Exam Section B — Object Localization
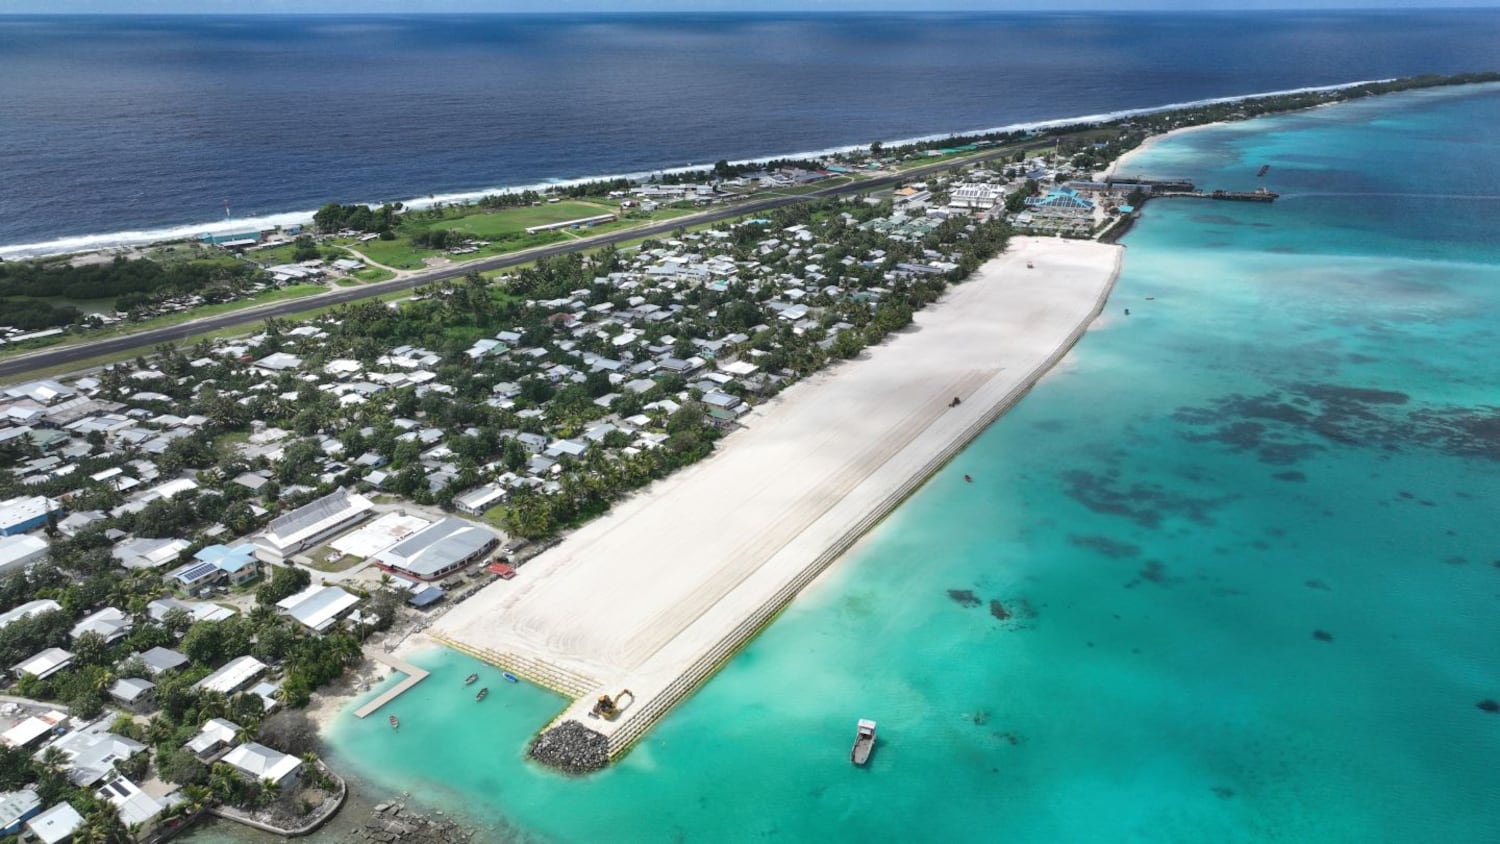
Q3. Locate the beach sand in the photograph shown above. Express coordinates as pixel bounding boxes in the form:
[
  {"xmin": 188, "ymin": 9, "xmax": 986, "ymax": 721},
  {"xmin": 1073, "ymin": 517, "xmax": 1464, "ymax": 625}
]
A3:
[
  {"xmin": 1100, "ymin": 121, "xmax": 1227, "ymax": 180},
  {"xmin": 433, "ymin": 236, "xmax": 1122, "ymax": 750}
]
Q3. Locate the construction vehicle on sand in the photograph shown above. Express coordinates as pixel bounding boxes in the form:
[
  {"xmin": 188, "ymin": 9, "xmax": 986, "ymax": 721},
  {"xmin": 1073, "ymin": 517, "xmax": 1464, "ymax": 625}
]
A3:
[{"xmin": 591, "ymin": 689, "xmax": 635, "ymax": 720}]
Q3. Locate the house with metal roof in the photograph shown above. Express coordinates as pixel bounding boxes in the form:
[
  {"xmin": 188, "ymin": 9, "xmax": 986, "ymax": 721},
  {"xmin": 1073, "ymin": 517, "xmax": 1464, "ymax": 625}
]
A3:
[
  {"xmin": 11, "ymin": 648, "xmax": 73, "ymax": 681},
  {"xmin": 135, "ymin": 646, "xmax": 189, "ymax": 677},
  {"xmin": 69, "ymin": 608, "xmax": 130, "ymax": 644},
  {"xmin": 107, "ymin": 678, "xmax": 156, "ymax": 713},
  {"xmin": 0, "ymin": 534, "xmax": 48, "ymax": 577},
  {"xmin": 193, "ymin": 543, "xmax": 260, "ymax": 586},
  {"xmin": 44, "ymin": 728, "xmax": 147, "ymax": 786},
  {"xmin": 192, "ymin": 655, "xmax": 267, "ymax": 695},
  {"xmin": 221, "ymin": 742, "xmax": 302, "ymax": 788},
  {"xmin": 95, "ymin": 776, "xmax": 167, "ymax": 828},
  {"xmin": 0, "ymin": 599, "xmax": 61, "ymax": 630},
  {"xmin": 22, "ymin": 802, "xmax": 82, "ymax": 844},
  {"xmin": 253, "ymin": 487, "xmax": 374, "ymax": 564},
  {"xmin": 0, "ymin": 495, "xmax": 62, "ymax": 536},
  {"xmin": 0, "ymin": 788, "xmax": 41, "ymax": 837},
  {"xmin": 369, "ymin": 517, "xmax": 498, "ymax": 582},
  {"xmin": 277, "ymin": 584, "xmax": 361, "ymax": 633},
  {"xmin": 185, "ymin": 718, "xmax": 242, "ymax": 761}
]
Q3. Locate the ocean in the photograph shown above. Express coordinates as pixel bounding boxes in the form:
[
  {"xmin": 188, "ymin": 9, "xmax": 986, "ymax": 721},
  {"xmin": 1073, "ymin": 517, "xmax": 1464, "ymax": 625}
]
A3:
[
  {"xmin": 2, "ymin": 11, "xmax": 1500, "ymax": 258},
  {"xmin": 179, "ymin": 83, "xmax": 1500, "ymax": 844}
]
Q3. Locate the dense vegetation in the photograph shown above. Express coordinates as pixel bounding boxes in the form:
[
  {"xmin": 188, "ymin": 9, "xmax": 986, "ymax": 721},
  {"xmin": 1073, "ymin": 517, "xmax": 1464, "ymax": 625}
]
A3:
[
  {"xmin": 311, "ymin": 201, "xmax": 403, "ymax": 235},
  {"xmin": 0, "ymin": 255, "xmax": 266, "ymax": 322}
]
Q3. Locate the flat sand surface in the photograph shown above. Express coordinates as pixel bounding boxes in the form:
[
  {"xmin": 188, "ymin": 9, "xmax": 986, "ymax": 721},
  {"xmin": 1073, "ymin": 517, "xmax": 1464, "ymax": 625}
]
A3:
[{"xmin": 435, "ymin": 237, "xmax": 1122, "ymax": 738}]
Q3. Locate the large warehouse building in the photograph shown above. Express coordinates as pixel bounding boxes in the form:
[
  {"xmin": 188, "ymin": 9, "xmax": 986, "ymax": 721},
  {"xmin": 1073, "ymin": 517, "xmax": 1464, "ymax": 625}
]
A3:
[{"xmin": 369, "ymin": 517, "xmax": 498, "ymax": 582}]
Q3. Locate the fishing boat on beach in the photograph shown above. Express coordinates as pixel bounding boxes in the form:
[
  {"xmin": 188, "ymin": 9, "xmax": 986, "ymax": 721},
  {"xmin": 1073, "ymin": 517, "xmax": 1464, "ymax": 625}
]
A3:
[
  {"xmin": 389, "ymin": 715, "xmax": 399, "ymax": 730},
  {"xmin": 851, "ymin": 719, "xmax": 877, "ymax": 766},
  {"xmin": 464, "ymin": 673, "xmax": 479, "ymax": 685},
  {"xmin": 475, "ymin": 687, "xmax": 489, "ymax": 702}
]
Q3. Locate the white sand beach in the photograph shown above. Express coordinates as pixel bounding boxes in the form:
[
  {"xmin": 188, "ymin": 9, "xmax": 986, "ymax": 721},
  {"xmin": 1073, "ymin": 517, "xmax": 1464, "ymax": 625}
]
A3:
[
  {"xmin": 1101, "ymin": 121, "xmax": 1226, "ymax": 179},
  {"xmin": 434, "ymin": 236, "xmax": 1123, "ymax": 750}
]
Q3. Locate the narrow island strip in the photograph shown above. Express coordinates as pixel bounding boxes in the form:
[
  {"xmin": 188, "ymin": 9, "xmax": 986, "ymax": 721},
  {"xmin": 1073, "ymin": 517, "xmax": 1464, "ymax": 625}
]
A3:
[{"xmin": 430, "ymin": 236, "xmax": 1123, "ymax": 771}]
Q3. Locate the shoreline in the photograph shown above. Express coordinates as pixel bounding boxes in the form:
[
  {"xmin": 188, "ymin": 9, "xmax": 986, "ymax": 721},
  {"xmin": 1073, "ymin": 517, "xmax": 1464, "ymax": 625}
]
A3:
[
  {"xmin": 433, "ymin": 236, "xmax": 1123, "ymax": 764},
  {"xmin": 0, "ymin": 77, "xmax": 1398, "ymax": 261},
  {"xmin": 1100, "ymin": 120, "xmax": 1228, "ymax": 180}
]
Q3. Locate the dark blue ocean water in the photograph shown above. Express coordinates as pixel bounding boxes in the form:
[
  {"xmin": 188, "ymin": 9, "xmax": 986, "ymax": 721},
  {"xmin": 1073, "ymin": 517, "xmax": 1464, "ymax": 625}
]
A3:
[{"xmin": 1, "ymin": 11, "xmax": 1497, "ymax": 254}]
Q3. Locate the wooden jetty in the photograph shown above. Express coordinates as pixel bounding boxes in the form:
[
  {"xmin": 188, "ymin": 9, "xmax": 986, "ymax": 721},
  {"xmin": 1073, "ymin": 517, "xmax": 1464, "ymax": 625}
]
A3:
[{"xmin": 353, "ymin": 652, "xmax": 430, "ymax": 719}]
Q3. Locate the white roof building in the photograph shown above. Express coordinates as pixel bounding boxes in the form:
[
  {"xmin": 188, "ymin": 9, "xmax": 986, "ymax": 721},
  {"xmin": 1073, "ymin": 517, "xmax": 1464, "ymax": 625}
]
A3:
[
  {"xmin": 44, "ymin": 728, "xmax": 146, "ymax": 786},
  {"xmin": 277, "ymin": 584, "xmax": 360, "ymax": 633},
  {"xmin": 24, "ymin": 802, "xmax": 83, "ymax": 844},
  {"xmin": 12, "ymin": 648, "xmax": 72, "ymax": 680},
  {"xmin": 95, "ymin": 776, "xmax": 167, "ymax": 827},
  {"xmin": 369, "ymin": 517, "xmax": 498, "ymax": 582},
  {"xmin": 0, "ymin": 599, "xmax": 61, "ymax": 630},
  {"xmin": 192, "ymin": 655, "xmax": 268, "ymax": 695},
  {"xmin": 221, "ymin": 742, "xmax": 302, "ymax": 787},
  {"xmin": 253, "ymin": 488, "xmax": 373, "ymax": 563},
  {"xmin": 0, "ymin": 534, "xmax": 48, "ymax": 577},
  {"xmin": 185, "ymin": 718, "xmax": 242, "ymax": 759},
  {"xmin": 69, "ymin": 607, "xmax": 131, "ymax": 644},
  {"xmin": 0, "ymin": 495, "xmax": 61, "ymax": 536}
]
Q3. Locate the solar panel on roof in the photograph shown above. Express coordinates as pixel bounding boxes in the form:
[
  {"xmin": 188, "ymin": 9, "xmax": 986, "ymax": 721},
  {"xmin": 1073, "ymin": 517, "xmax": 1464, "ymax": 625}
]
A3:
[{"xmin": 178, "ymin": 562, "xmax": 219, "ymax": 582}]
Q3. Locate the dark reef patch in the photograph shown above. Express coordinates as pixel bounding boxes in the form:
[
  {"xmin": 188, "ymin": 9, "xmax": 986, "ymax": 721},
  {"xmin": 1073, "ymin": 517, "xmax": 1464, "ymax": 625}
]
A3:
[
  {"xmin": 1069, "ymin": 534, "xmax": 1141, "ymax": 559},
  {"xmin": 1478, "ymin": 699, "xmax": 1500, "ymax": 714},
  {"xmin": 1212, "ymin": 786, "xmax": 1236, "ymax": 800},
  {"xmin": 1060, "ymin": 470, "xmax": 1227, "ymax": 529},
  {"xmin": 1273, "ymin": 471, "xmax": 1307, "ymax": 482},
  {"xmin": 1312, "ymin": 629, "xmax": 1334, "ymax": 642},
  {"xmin": 947, "ymin": 589, "xmax": 981, "ymax": 608},
  {"xmin": 988, "ymin": 599, "xmax": 1010, "ymax": 620},
  {"xmin": 1305, "ymin": 579, "xmax": 1330, "ymax": 591},
  {"xmin": 1175, "ymin": 383, "xmax": 1500, "ymax": 463}
]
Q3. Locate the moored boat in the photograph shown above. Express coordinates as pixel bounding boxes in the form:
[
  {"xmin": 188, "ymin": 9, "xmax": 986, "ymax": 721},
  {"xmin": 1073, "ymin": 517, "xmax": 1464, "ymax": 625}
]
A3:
[
  {"xmin": 475, "ymin": 687, "xmax": 489, "ymax": 702},
  {"xmin": 389, "ymin": 715, "xmax": 399, "ymax": 730},
  {"xmin": 503, "ymin": 672, "xmax": 519, "ymax": 684},
  {"xmin": 465, "ymin": 673, "xmax": 479, "ymax": 686},
  {"xmin": 850, "ymin": 719, "xmax": 877, "ymax": 765}
]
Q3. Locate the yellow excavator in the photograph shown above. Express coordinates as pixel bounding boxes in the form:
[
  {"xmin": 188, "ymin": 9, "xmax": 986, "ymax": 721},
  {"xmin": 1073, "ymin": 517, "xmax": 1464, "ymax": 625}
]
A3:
[{"xmin": 591, "ymin": 689, "xmax": 635, "ymax": 720}]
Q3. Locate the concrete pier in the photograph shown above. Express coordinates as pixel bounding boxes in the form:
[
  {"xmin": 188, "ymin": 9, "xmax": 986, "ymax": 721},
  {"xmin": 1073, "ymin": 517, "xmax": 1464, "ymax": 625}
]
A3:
[{"xmin": 353, "ymin": 652, "xmax": 430, "ymax": 719}]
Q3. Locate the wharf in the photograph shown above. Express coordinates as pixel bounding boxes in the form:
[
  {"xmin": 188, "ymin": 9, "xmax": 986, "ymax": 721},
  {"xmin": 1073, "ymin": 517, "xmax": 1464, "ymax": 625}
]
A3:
[
  {"xmin": 1154, "ymin": 189, "xmax": 1279, "ymax": 202},
  {"xmin": 352, "ymin": 652, "xmax": 430, "ymax": 719}
]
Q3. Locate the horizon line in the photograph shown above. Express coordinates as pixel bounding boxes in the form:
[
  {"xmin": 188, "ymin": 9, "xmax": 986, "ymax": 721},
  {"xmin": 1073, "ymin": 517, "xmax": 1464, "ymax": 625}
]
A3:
[{"xmin": 4, "ymin": 6, "xmax": 1500, "ymax": 15}]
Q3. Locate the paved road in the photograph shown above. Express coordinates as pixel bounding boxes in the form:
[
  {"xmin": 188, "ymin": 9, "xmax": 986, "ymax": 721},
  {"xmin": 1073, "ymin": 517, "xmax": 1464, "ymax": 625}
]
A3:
[{"xmin": 0, "ymin": 148, "xmax": 1017, "ymax": 382}]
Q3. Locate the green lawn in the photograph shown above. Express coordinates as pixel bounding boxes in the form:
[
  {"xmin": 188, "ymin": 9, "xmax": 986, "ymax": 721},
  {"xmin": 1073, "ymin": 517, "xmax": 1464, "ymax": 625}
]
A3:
[
  {"xmin": 425, "ymin": 200, "xmax": 617, "ymax": 239},
  {"xmin": 353, "ymin": 266, "xmax": 396, "ymax": 283}
]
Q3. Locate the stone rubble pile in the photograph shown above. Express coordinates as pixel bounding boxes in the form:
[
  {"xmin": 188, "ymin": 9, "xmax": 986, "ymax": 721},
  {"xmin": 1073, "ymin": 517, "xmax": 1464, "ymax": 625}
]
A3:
[
  {"xmin": 347, "ymin": 801, "xmax": 474, "ymax": 843},
  {"xmin": 528, "ymin": 719, "xmax": 609, "ymax": 773}
]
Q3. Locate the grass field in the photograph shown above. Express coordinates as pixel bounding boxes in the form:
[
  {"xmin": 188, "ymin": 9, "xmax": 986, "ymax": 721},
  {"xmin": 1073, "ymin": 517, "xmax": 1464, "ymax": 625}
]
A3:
[{"xmin": 425, "ymin": 200, "xmax": 617, "ymax": 238}]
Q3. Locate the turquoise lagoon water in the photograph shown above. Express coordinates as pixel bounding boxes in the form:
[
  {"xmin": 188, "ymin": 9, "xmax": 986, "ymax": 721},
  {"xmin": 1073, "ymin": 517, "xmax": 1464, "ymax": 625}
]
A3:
[{"xmin": 219, "ymin": 86, "xmax": 1500, "ymax": 843}]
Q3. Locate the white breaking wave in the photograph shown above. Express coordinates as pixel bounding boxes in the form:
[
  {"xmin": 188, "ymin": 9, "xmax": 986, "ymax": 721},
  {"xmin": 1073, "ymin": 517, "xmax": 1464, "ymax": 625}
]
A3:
[{"xmin": 0, "ymin": 78, "xmax": 1394, "ymax": 262}]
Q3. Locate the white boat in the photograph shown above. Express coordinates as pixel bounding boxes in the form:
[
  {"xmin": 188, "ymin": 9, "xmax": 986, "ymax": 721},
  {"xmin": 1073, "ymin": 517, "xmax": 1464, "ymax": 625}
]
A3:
[{"xmin": 850, "ymin": 719, "xmax": 877, "ymax": 765}]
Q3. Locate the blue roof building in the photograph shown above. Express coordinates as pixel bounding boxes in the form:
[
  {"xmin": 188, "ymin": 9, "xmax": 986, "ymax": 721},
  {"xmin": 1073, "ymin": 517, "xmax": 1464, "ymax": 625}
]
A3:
[{"xmin": 195, "ymin": 543, "xmax": 260, "ymax": 585}]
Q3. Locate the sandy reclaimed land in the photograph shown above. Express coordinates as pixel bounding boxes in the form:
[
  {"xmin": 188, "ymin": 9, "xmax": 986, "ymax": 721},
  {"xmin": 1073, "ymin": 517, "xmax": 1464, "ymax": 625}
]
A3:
[{"xmin": 434, "ymin": 237, "xmax": 1122, "ymax": 745}]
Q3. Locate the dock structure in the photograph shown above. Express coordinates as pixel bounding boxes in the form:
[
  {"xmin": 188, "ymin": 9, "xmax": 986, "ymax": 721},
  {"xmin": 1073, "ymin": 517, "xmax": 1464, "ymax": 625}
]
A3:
[
  {"xmin": 352, "ymin": 652, "xmax": 430, "ymax": 719},
  {"xmin": 431, "ymin": 240, "xmax": 1125, "ymax": 770}
]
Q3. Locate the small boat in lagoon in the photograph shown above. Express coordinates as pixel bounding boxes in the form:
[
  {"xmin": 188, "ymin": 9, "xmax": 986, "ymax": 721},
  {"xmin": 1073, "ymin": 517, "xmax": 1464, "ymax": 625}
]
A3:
[
  {"xmin": 475, "ymin": 687, "xmax": 489, "ymax": 702},
  {"xmin": 389, "ymin": 715, "xmax": 399, "ymax": 730},
  {"xmin": 503, "ymin": 672, "xmax": 519, "ymax": 684},
  {"xmin": 850, "ymin": 719, "xmax": 877, "ymax": 766},
  {"xmin": 464, "ymin": 673, "xmax": 479, "ymax": 686}
]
